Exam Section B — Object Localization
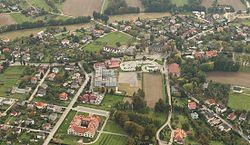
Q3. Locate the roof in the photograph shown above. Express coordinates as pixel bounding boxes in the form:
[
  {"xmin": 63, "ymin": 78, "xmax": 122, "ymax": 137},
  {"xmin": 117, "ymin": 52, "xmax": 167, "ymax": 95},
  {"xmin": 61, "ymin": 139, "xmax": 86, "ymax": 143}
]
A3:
[
  {"xmin": 188, "ymin": 102, "xmax": 197, "ymax": 110},
  {"xmin": 80, "ymin": 94, "xmax": 97, "ymax": 102},
  {"xmin": 36, "ymin": 102, "xmax": 45, "ymax": 108},
  {"xmin": 168, "ymin": 63, "xmax": 180, "ymax": 76},
  {"xmin": 58, "ymin": 92, "xmax": 68, "ymax": 100},
  {"xmin": 228, "ymin": 112, "xmax": 236, "ymax": 121},
  {"xmin": 206, "ymin": 51, "xmax": 217, "ymax": 58},
  {"xmin": 206, "ymin": 99, "xmax": 216, "ymax": 105},
  {"xmin": 174, "ymin": 128, "xmax": 186, "ymax": 143}
]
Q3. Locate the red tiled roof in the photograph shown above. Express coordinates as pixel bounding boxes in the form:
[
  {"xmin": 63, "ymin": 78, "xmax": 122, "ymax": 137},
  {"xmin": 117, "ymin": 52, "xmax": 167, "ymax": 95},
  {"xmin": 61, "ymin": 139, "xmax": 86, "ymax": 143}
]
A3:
[
  {"xmin": 58, "ymin": 92, "xmax": 68, "ymax": 101},
  {"xmin": 80, "ymin": 94, "xmax": 97, "ymax": 102},
  {"xmin": 174, "ymin": 128, "xmax": 186, "ymax": 143},
  {"xmin": 188, "ymin": 102, "xmax": 197, "ymax": 110},
  {"xmin": 228, "ymin": 112, "xmax": 236, "ymax": 121},
  {"xmin": 206, "ymin": 99, "xmax": 216, "ymax": 105},
  {"xmin": 168, "ymin": 63, "xmax": 180, "ymax": 76},
  {"xmin": 206, "ymin": 51, "xmax": 217, "ymax": 58}
]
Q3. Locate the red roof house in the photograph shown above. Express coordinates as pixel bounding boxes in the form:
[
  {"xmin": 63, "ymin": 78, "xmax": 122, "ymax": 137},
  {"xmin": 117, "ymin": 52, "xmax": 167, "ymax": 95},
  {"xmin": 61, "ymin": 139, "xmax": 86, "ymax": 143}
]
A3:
[
  {"xmin": 80, "ymin": 94, "xmax": 97, "ymax": 103},
  {"xmin": 2, "ymin": 48, "xmax": 10, "ymax": 53},
  {"xmin": 105, "ymin": 58, "xmax": 121, "ymax": 69},
  {"xmin": 206, "ymin": 51, "xmax": 217, "ymax": 58},
  {"xmin": 205, "ymin": 99, "xmax": 216, "ymax": 106},
  {"xmin": 174, "ymin": 128, "xmax": 187, "ymax": 144},
  {"xmin": 58, "ymin": 92, "xmax": 68, "ymax": 101},
  {"xmin": 188, "ymin": 101, "xmax": 197, "ymax": 110},
  {"xmin": 227, "ymin": 112, "xmax": 236, "ymax": 121},
  {"xmin": 168, "ymin": 63, "xmax": 180, "ymax": 77},
  {"xmin": 36, "ymin": 102, "xmax": 46, "ymax": 109}
]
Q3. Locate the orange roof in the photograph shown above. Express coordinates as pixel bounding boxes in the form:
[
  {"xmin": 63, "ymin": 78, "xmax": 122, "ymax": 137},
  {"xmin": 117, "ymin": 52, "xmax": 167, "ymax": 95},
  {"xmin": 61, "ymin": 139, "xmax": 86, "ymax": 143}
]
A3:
[
  {"xmin": 174, "ymin": 128, "xmax": 186, "ymax": 142},
  {"xmin": 206, "ymin": 99, "xmax": 216, "ymax": 105},
  {"xmin": 168, "ymin": 63, "xmax": 180, "ymax": 76},
  {"xmin": 188, "ymin": 102, "xmax": 197, "ymax": 110},
  {"xmin": 206, "ymin": 51, "xmax": 217, "ymax": 58},
  {"xmin": 36, "ymin": 102, "xmax": 45, "ymax": 107},
  {"xmin": 59, "ymin": 92, "xmax": 68, "ymax": 100}
]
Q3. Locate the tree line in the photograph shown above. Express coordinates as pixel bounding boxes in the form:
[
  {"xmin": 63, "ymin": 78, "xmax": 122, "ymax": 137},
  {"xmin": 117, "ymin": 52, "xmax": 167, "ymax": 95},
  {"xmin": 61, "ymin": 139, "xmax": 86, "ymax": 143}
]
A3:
[
  {"xmin": 104, "ymin": 0, "xmax": 140, "ymax": 15},
  {"xmin": 0, "ymin": 16, "xmax": 91, "ymax": 33}
]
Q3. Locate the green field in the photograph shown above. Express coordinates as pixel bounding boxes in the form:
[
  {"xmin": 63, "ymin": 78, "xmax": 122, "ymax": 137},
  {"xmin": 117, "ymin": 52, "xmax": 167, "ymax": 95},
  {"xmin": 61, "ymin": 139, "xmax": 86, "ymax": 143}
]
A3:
[
  {"xmin": 0, "ymin": 66, "xmax": 28, "ymax": 100},
  {"xmin": 228, "ymin": 93, "xmax": 250, "ymax": 111},
  {"xmin": 10, "ymin": 13, "xmax": 34, "ymax": 23},
  {"xmin": 104, "ymin": 120, "xmax": 127, "ymax": 134},
  {"xmin": 83, "ymin": 32, "xmax": 135, "ymax": 52},
  {"xmin": 170, "ymin": 0, "xmax": 188, "ymax": 7},
  {"xmin": 91, "ymin": 134, "xmax": 128, "ymax": 145},
  {"xmin": 27, "ymin": 0, "xmax": 52, "ymax": 11}
]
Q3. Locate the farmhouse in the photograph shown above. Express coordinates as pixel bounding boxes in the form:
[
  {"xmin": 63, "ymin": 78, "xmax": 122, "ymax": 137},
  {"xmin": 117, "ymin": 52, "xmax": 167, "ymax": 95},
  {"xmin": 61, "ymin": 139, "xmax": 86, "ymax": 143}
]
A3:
[{"xmin": 68, "ymin": 115, "xmax": 101, "ymax": 138}]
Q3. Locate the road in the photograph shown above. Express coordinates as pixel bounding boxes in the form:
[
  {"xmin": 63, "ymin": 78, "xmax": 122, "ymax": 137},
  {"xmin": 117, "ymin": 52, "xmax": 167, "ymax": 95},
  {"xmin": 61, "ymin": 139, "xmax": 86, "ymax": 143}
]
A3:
[
  {"xmin": 28, "ymin": 68, "xmax": 50, "ymax": 102},
  {"xmin": 156, "ymin": 54, "xmax": 174, "ymax": 145},
  {"xmin": 72, "ymin": 106, "xmax": 109, "ymax": 117},
  {"xmin": 0, "ymin": 124, "xmax": 50, "ymax": 134},
  {"xmin": 43, "ymin": 63, "xmax": 90, "ymax": 145},
  {"xmin": 187, "ymin": 28, "xmax": 214, "ymax": 41}
]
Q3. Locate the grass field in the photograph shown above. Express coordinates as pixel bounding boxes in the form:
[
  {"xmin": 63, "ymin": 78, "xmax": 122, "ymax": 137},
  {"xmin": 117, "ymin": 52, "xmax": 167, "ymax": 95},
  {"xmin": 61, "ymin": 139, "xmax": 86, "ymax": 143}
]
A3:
[
  {"xmin": 91, "ymin": 134, "xmax": 128, "ymax": 145},
  {"xmin": 0, "ymin": 66, "xmax": 28, "ymax": 100},
  {"xmin": 170, "ymin": 0, "xmax": 188, "ymax": 7},
  {"xmin": 10, "ymin": 13, "xmax": 34, "ymax": 23},
  {"xmin": 202, "ymin": 0, "xmax": 246, "ymax": 11},
  {"xmin": 228, "ymin": 93, "xmax": 250, "ymax": 111},
  {"xmin": 83, "ymin": 32, "xmax": 134, "ymax": 52},
  {"xmin": 27, "ymin": 0, "xmax": 52, "ymax": 11},
  {"xmin": 104, "ymin": 120, "xmax": 127, "ymax": 134},
  {"xmin": 143, "ymin": 73, "xmax": 163, "ymax": 108},
  {"xmin": 206, "ymin": 72, "xmax": 250, "ymax": 87}
]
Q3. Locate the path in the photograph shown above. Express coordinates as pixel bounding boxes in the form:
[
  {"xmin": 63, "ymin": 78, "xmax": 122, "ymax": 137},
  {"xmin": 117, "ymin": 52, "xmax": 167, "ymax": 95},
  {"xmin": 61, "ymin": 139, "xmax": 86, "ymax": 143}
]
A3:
[
  {"xmin": 100, "ymin": 131, "xmax": 128, "ymax": 137},
  {"xmin": 43, "ymin": 63, "xmax": 90, "ymax": 145},
  {"xmin": 0, "ymin": 124, "xmax": 50, "ymax": 134},
  {"xmin": 28, "ymin": 68, "xmax": 50, "ymax": 102}
]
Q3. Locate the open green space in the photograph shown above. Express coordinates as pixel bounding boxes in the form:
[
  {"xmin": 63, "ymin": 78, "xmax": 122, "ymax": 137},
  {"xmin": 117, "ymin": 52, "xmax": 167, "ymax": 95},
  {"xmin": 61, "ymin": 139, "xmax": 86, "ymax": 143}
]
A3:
[
  {"xmin": 228, "ymin": 93, "xmax": 250, "ymax": 111},
  {"xmin": 104, "ymin": 120, "xmax": 127, "ymax": 134},
  {"xmin": 27, "ymin": 0, "xmax": 52, "ymax": 11},
  {"xmin": 10, "ymin": 13, "xmax": 34, "ymax": 23},
  {"xmin": 170, "ymin": 0, "xmax": 188, "ymax": 7},
  {"xmin": 0, "ymin": 66, "xmax": 28, "ymax": 100},
  {"xmin": 83, "ymin": 32, "xmax": 135, "ymax": 52},
  {"xmin": 91, "ymin": 134, "xmax": 128, "ymax": 145}
]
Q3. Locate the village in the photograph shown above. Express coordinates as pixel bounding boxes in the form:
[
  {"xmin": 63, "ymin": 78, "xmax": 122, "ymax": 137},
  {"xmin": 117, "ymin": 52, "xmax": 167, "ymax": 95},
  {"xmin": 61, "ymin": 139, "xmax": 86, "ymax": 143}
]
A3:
[{"xmin": 0, "ymin": 5, "xmax": 250, "ymax": 145}]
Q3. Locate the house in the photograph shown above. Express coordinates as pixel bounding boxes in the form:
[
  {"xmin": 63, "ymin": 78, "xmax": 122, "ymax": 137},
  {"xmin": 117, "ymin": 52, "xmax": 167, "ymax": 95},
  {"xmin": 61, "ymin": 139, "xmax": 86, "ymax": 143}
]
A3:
[
  {"xmin": 71, "ymin": 81, "xmax": 79, "ymax": 89},
  {"xmin": 105, "ymin": 58, "xmax": 121, "ymax": 69},
  {"xmin": 168, "ymin": 63, "xmax": 180, "ymax": 77},
  {"xmin": 227, "ymin": 112, "xmax": 236, "ymax": 121},
  {"xmin": 206, "ymin": 51, "xmax": 217, "ymax": 58},
  {"xmin": 216, "ymin": 104, "xmax": 227, "ymax": 114},
  {"xmin": 49, "ymin": 113, "xmax": 58, "ymax": 122},
  {"xmin": 31, "ymin": 77, "xmax": 38, "ymax": 84},
  {"xmin": 52, "ymin": 67, "xmax": 59, "ymax": 74},
  {"xmin": 191, "ymin": 112, "xmax": 199, "ymax": 119},
  {"xmin": 204, "ymin": 111, "xmax": 215, "ymax": 122},
  {"xmin": 47, "ymin": 105, "xmax": 63, "ymax": 113},
  {"xmin": 233, "ymin": 86, "xmax": 243, "ymax": 93},
  {"xmin": 239, "ymin": 114, "xmax": 247, "ymax": 122},
  {"xmin": 174, "ymin": 128, "xmax": 187, "ymax": 144},
  {"xmin": 36, "ymin": 102, "xmax": 46, "ymax": 109},
  {"xmin": 188, "ymin": 101, "xmax": 197, "ymax": 110},
  {"xmin": 25, "ymin": 118, "xmax": 35, "ymax": 126},
  {"xmin": 48, "ymin": 73, "xmax": 56, "ymax": 81},
  {"xmin": 10, "ymin": 112, "xmax": 18, "ymax": 116},
  {"xmin": 61, "ymin": 39, "xmax": 70, "ymax": 45},
  {"xmin": 80, "ymin": 93, "xmax": 97, "ymax": 104},
  {"xmin": 65, "ymin": 65, "xmax": 75, "ymax": 71},
  {"xmin": 68, "ymin": 115, "xmax": 101, "ymax": 138},
  {"xmin": 2, "ymin": 48, "xmax": 10, "ymax": 53},
  {"xmin": 37, "ymin": 88, "xmax": 46, "ymax": 97},
  {"xmin": 205, "ymin": 99, "xmax": 216, "ymax": 106},
  {"xmin": 219, "ymin": 123, "xmax": 231, "ymax": 132},
  {"xmin": 58, "ymin": 92, "xmax": 68, "ymax": 101},
  {"xmin": 42, "ymin": 123, "xmax": 51, "ymax": 130}
]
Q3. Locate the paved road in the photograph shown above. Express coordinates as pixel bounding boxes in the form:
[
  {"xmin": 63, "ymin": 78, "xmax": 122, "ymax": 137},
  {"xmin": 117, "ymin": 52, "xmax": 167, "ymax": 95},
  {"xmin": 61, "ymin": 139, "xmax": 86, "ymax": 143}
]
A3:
[
  {"xmin": 43, "ymin": 64, "xmax": 90, "ymax": 145},
  {"xmin": 156, "ymin": 54, "xmax": 174, "ymax": 145},
  {"xmin": 28, "ymin": 68, "xmax": 50, "ymax": 102},
  {"xmin": 187, "ymin": 28, "xmax": 214, "ymax": 41},
  {"xmin": 72, "ymin": 106, "xmax": 110, "ymax": 117}
]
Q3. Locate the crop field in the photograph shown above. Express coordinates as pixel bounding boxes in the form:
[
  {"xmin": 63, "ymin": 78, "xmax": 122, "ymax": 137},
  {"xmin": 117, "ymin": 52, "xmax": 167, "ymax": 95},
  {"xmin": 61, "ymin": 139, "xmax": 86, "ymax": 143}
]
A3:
[
  {"xmin": 202, "ymin": 0, "xmax": 246, "ymax": 11},
  {"xmin": 0, "ymin": 14, "xmax": 16, "ymax": 26},
  {"xmin": 206, "ymin": 72, "xmax": 250, "ymax": 87},
  {"xmin": 118, "ymin": 72, "xmax": 142, "ymax": 96},
  {"xmin": 83, "ymin": 32, "xmax": 134, "ymax": 52},
  {"xmin": 92, "ymin": 134, "xmax": 128, "ymax": 145},
  {"xmin": 62, "ymin": 0, "xmax": 103, "ymax": 16},
  {"xmin": 0, "ymin": 66, "xmax": 27, "ymax": 100},
  {"xmin": 143, "ymin": 73, "xmax": 163, "ymax": 108},
  {"xmin": 228, "ymin": 93, "xmax": 250, "ymax": 111},
  {"xmin": 126, "ymin": 0, "xmax": 144, "ymax": 11}
]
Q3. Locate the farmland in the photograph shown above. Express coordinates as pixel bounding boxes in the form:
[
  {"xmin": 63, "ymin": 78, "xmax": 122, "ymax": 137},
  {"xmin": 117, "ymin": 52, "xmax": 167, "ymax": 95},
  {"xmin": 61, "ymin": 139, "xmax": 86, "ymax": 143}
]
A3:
[
  {"xmin": 0, "ymin": 66, "xmax": 28, "ymax": 100},
  {"xmin": 62, "ymin": 0, "xmax": 103, "ymax": 17},
  {"xmin": 83, "ymin": 32, "xmax": 135, "ymax": 52},
  {"xmin": 206, "ymin": 72, "xmax": 250, "ymax": 87},
  {"xmin": 228, "ymin": 93, "xmax": 250, "ymax": 111},
  {"xmin": 202, "ymin": 0, "xmax": 246, "ymax": 11},
  {"xmin": 0, "ymin": 14, "xmax": 16, "ymax": 26},
  {"xmin": 143, "ymin": 73, "xmax": 163, "ymax": 108}
]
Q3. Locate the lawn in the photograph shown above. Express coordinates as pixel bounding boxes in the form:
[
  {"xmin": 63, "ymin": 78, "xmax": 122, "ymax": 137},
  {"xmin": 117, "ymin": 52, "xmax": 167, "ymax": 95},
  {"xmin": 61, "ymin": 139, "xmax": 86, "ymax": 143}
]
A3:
[
  {"xmin": 0, "ymin": 66, "xmax": 28, "ymax": 100},
  {"xmin": 83, "ymin": 32, "xmax": 135, "ymax": 52},
  {"xmin": 228, "ymin": 93, "xmax": 250, "ymax": 111},
  {"xmin": 91, "ymin": 134, "xmax": 128, "ymax": 145},
  {"xmin": 170, "ymin": 0, "xmax": 188, "ymax": 7},
  {"xmin": 104, "ymin": 120, "xmax": 127, "ymax": 134},
  {"xmin": 10, "ymin": 13, "xmax": 33, "ymax": 23}
]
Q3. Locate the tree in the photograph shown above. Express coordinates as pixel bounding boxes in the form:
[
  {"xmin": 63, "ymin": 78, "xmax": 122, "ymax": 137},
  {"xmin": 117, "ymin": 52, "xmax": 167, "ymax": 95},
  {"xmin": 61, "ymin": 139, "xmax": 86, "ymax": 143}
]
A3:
[
  {"xmin": 154, "ymin": 99, "xmax": 168, "ymax": 113},
  {"xmin": 132, "ymin": 95, "xmax": 147, "ymax": 112}
]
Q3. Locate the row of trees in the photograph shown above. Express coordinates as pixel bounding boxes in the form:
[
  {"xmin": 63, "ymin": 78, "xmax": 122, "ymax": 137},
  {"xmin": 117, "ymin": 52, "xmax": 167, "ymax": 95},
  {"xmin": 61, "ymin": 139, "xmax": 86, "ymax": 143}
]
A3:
[
  {"xmin": 93, "ymin": 11, "xmax": 109, "ymax": 24},
  {"xmin": 0, "ymin": 16, "xmax": 91, "ymax": 33},
  {"xmin": 104, "ymin": 0, "xmax": 140, "ymax": 15}
]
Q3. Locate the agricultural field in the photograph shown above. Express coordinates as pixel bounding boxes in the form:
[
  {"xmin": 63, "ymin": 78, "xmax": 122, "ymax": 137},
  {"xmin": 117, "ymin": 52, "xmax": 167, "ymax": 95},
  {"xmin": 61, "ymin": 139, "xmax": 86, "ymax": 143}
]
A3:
[
  {"xmin": 83, "ymin": 32, "xmax": 135, "ymax": 52},
  {"xmin": 143, "ymin": 73, "xmax": 163, "ymax": 108},
  {"xmin": 228, "ymin": 93, "xmax": 250, "ymax": 111},
  {"xmin": 206, "ymin": 72, "xmax": 250, "ymax": 87},
  {"xmin": 0, "ymin": 14, "xmax": 16, "ymax": 26},
  {"xmin": 62, "ymin": 0, "xmax": 103, "ymax": 17},
  {"xmin": 91, "ymin": 134, "xmax": 128, "ymax": 145},
  {"xmin": 170, "ymin": 0, "xmax": 188, "ymax": 7},
  {"xmin": 27, "ymin": 0, "xmax": 52, "ymax": 11},
  {"xmin": 126, "ymin": 0, "xmax": 144, "ymax": 11},
  {"xmin": 118, "ymin": 72, "xmax": 142, "ymax": 96},
  {"xmin": 0, "ymin": 66, "xmax": 29, "ymax": 100},
  {"xmin": 202, "ymin": 0, "xmax": 246, "ymax": 11}
]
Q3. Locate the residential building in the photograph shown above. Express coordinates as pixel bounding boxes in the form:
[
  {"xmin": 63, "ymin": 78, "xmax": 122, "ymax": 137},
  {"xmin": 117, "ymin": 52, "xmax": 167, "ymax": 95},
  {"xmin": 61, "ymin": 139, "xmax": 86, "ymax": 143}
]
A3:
[{"xmin": 168, "ymin": 63, "xmax": 180, "ymax": 77}]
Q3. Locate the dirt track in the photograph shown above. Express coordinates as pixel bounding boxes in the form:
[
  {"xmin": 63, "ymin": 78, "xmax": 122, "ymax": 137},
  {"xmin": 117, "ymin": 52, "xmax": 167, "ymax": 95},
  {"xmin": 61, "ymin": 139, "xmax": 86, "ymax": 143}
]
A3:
[
  {"xmin": 0, "ymin": 14, "xmax": 16, "ymax": 26},
  {"xmin": 206, "ymin": 72, "xmax": 250, "ymax": 87},
  {"xmin": 143, "ymin": 73, "xmax": 163, "ymax": 108},
  {"xmin": 62, "ymin": 0, "xmax": 103, "ymax": 17}
]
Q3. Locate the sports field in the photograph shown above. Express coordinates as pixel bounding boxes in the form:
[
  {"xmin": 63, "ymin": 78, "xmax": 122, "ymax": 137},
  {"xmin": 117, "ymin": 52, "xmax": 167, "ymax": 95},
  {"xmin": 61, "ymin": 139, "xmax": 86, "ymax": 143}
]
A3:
[{"xmin": 228, "ymin": 93, "xmax": 250, "ymax": 111}]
